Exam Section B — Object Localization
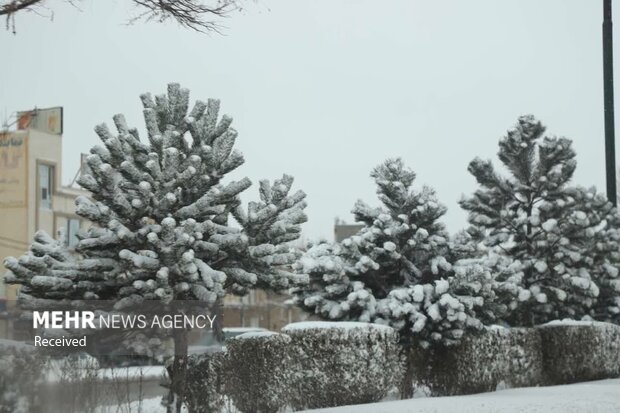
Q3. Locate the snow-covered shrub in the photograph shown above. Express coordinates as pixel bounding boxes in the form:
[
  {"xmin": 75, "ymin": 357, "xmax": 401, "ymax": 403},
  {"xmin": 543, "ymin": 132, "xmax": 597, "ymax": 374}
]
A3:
[
  {"xmin": 282, "ymin": 321, "xmax": 400, "ymax": 410},
  {"xmin": 0, "ymin": 340, "xmax": 48, "ymax": 413},
  {"xmin": 183, "ymin": 351, "xmax": 227, "ymax": 413},
  {"xmin": 225, "ymin": 332, "xmax": 292, "ymax": 413},
  {"xmin": 538, "ymin": 320, "xmax": 620, "ymax": 384},
  {"xmin": 410, "ymin": 327, "xmax": 544, "ymax": 396}
]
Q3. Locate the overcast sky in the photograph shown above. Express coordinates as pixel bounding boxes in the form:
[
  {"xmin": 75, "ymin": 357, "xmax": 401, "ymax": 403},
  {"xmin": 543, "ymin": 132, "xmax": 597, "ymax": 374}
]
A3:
[{"xmin": 0, "ymin": 0, "xmax": 616, "ymax": 240}]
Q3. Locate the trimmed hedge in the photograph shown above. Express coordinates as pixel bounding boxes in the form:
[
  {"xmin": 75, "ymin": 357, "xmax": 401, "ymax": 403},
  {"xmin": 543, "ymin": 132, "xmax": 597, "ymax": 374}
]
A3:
[
  {"xmin": 282, "ymin": 321, "xmax": 400, "ymax": 410},
  {"xmin": 410, "ymin": 327, "xmax": 544, "ymax": 396},
  {"xmin": 182, "ymin": 321, "xmax": 620, "ymax": 410},
  {"xmin": 538, "ymin": 320, "xmax": 620, "ymax": 385},
  {"xmin": 409, "ymin": 322, "xmax": 620, "ymax": 396},
  {"xmin": 184, "ymin": 351, "xmax": 227, "ymax": 413},
  {"xmin": 225, "ymin": 332, "xmax": 292, "ymax": 413}
]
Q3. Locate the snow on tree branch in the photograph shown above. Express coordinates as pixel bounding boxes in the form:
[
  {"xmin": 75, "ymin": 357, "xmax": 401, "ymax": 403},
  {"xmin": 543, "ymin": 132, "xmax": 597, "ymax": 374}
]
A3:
[{"xmin": 5, "ymin": 82, "xmax": 308, "ymax": 310}]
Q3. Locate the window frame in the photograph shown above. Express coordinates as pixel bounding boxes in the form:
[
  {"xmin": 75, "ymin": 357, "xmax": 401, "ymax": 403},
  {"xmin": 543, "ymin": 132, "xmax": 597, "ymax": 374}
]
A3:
[
  {"xmin": 65, "ymin": 218, "xmax": 80, "ymax": 247},
  {"xmin": 37, "ymin": 161, "xmax": 55, "ymax": 210}
]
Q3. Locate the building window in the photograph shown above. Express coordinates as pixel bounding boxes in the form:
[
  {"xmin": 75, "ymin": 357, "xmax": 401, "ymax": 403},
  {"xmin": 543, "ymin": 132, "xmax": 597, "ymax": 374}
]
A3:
[
  {"xmin": 66, "ymin": 219, "xmax": 80, "ymax": 247},
  {"xmin": 38, "ymin": 164, "xmax": 53, "ymax": 209}
]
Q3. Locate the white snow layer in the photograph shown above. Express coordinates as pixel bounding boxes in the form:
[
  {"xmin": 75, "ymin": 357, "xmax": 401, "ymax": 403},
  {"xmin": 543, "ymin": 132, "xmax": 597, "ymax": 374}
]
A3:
[
  {"xmin": 45, "ymin": 364, "xmax": 166, "ymax": 383},
  {"xmin": 302, "ymin": 379, "xmax": 620, "ymax": 413},
  {"xmin": 542, "ymin": 318, "xmax": 610, "ymax": 327},
  {"xmin": 229, "ymin": 331, "xmax": 280, "ymax": 340},
  {"xmin": 282, "ymin": 321, "xmax": 393, "ymax": 333},
  {"xmin": 102, "ymin": 379, "xmax": 620, "ymax": 413}
]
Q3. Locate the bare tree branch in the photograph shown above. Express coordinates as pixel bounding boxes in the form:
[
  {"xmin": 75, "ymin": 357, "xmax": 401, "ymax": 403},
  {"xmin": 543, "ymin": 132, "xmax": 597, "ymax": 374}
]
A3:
[
  {"xmin": 1, "ymin": 0, "xmax": 247, "ymax": 34},
  {"xmin": 131, "ymin": 0, "xmax": 240, "ymax": 33},
  {"xmin": 0, "ymin": 0, "xmax": 42, "ymax": 16},
  {"xmin": 2, "ymin": 0, "xmax": 45, "ymax": 33}
]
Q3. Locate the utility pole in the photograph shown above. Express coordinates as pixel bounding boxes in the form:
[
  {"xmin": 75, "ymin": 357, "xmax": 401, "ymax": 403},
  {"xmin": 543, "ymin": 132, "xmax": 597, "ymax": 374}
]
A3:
[{"xmin": 604, "ymin": 0, "xmax": 617, "ymax": 206}]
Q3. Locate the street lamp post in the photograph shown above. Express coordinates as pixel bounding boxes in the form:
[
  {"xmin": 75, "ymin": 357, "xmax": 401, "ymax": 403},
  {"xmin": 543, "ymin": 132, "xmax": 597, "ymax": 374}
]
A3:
[{"xmin": 603, "ymin": 0, "xmax": 617, "ymax": 206}]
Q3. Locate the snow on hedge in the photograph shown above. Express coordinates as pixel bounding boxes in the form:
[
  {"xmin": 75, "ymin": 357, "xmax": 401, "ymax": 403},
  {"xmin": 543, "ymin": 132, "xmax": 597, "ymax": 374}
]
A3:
[
  {"xmin": 542, "ymin": 318, "xmax": 608, "ymax": 327},
  {"xmin": 228, "ymin": 331, "xmax": 280, "ymax": 340},
  {"xmin": 284, "ymin": 321, "xmax": 400, "ymax": 410},
  {"xmin": 538, "ymin": 320, "xmax": 620, "ymax": 384},
  {"xmin": 184, "ymin": 351, "xmax": 227, "ymax": 413},
  {"xmin": 282, "ymin": 321, "xmax": 394, "ymax": 333},
  {"xmin": 406, "ymin": 321, "xmax": 620, "ymax": 396},
  {"xmin": 225, "ymin": 332, "xmax": 292, "ymax": 413},
  {"xmin": 410, "ymin": 327, "xmax": 544, "ymax": 396}
]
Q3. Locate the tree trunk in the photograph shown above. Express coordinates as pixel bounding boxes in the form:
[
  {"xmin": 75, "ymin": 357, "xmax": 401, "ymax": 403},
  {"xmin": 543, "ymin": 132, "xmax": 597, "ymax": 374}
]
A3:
[
  {"xmin": 171, "ymin": 328, "xmax": 189, "ymax": 413},
  {"xmin": 400, "ymin": 345, "xmax": 414, "ymax": 399},
  {"xmin": 212, "ymin": 298, "xmax": 224, "ymax": 343}
]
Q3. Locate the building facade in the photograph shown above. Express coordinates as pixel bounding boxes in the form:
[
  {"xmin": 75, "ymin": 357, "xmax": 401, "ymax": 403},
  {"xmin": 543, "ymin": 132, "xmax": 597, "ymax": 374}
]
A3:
[
  {"xmin": 334, "ymin": 221, "xmax": 364, "ymax": 242},
  {"xmin": 0, "ymin": 108, "xmax": 89, "ymax": 304}
]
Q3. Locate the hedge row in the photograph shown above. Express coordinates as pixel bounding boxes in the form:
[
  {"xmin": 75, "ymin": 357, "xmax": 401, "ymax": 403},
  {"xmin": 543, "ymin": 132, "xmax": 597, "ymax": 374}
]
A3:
[
  {"xmin": 184, "ymin": 321, "xmax": 620, "ymax": 411},
  {"xmin": 410, "ymin": 321, "xmax": 620, "ymax": 396},
  {"xmin": 5, "ymin": 321, "xmax": 617, "ymax": 412}
]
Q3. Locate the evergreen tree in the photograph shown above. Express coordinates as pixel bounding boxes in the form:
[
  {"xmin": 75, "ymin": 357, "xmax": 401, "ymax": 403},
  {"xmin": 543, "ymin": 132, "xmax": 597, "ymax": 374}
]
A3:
[
  {"xmin": 4, "ymin": 83, "xmax": 308, "ymax": 412},
  {"xmin": 460, "ymin": 115, "xmax": 608, "ymax": 326},
  {"xmin": 294, "ymin": 158, "xmax": 490, "ymax": 398},
  {"xmin": 580, "ymin": 189, "xmax": 620, "ymax": 324}
]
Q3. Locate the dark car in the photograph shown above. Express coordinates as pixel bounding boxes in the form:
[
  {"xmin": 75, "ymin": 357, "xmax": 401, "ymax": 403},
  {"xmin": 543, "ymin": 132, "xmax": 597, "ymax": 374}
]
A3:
[{"xmin": 188, "ymin": 327, "xmax": 268, "ymax": 354}]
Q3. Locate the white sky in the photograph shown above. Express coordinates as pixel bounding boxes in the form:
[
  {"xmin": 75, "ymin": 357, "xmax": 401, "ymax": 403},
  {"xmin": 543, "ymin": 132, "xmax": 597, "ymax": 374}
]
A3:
[{"xmin": 0, "ymin": 0, "xmax": 616, "ymax": 240}]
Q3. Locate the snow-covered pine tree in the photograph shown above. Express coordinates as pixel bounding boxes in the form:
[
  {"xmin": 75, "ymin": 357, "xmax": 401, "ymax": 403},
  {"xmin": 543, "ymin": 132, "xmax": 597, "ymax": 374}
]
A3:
[
  {"xmin": 294, "ymin": 158, "xmax": 490, "ymax": 398},
  {"xmin": 4, "ymin": 83, "xmax": 308, "ymax": 413},
  {"xmin": 460, "ymin": 115, "xmax": 610, "ymax": 326},
  {"xmin": 578, "ymin": 188, "xmax": 620, "ymax": 324}
]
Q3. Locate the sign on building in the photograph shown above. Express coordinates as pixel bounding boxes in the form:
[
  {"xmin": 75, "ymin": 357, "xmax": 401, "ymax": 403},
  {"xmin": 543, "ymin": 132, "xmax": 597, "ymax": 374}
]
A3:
[
  {"xmin": 0, "ymin": 133, "xmax": 28, "ymax": 207},
  {"xmin": 17, "ymin": 107, "xmax": 63, "ymax": 135}
]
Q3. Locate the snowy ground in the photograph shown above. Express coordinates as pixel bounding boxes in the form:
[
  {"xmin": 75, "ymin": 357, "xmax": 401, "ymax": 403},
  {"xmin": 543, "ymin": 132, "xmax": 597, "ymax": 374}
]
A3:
[
  {"xmin": 109, "ymin": 378, "xmax": 620, "ymax": 412},
  {"xmin": 46, "ymin": 363, "xmax": 166, "ymax": 382},
  {"xmin": 95, "ymin": 397, "xmax": 175, "ymax": 413},
  {"xmin": 305, "ymin": 379, "xmax": 620, "ymax": 413}
]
